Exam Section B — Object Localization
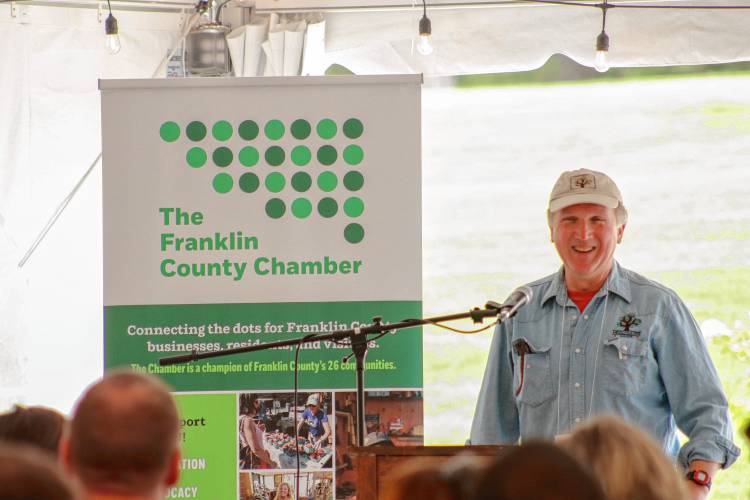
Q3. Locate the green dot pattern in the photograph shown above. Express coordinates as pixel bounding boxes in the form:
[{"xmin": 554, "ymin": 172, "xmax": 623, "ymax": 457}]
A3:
[
  {"xmin": 344, "ymin": 197, "xmax": 365, "ymax": 217},
  {"xmin": 292, "ymin": 198, "xmax": 313, "ymax": 218},
  {"xmin": 186, "ymin": 121, "xmax": 207, "ymax": 141},
  {"xmin": 317, "ymin": 171, "xmax": 338, "ymax": 192},
  {"xmin": 239, "ymin": 147, "xmax": 259, "ymax": 167},
  {"xmin": 318, "ymin": 198, "xmax": 338, "ymax": 218},
  {"xmin": 186, "ymin": 147, "xmax": 207, "ymax": 168},
  {"xmin": 160, "ymin": 121, "xmax": 180, "ymax": 142},
  {"xmin": 344, "ymin": 223, "xmax": 365, "ymax": 244},
  {"xmin": 265, "ymin": 146, "xmax": 285, "ymax": 167},
  {"xmin": 213, "ymin": 147, "xmax": 233, "ymax": 167},
  {"xmin": 343, "ymin": 171, "xmax": 364, "ymax": 191},
  {"xmin": 266, "ymin": 199, "xmax": 286, "ymax": 219},
  {"xmin": 239, "ymin": 120, "xmax": 259, "ymax": 140},
  {"xmin": 343, "ymin": 145, "xmax": 364, "ymax": 165},
  {"xmin": 317, "ymin": 145, "xmax": 337, "ymax": 166},
  {"xmin": 239, "ymin": 173, "xmax": 260, "ymax": 193},
  {"xmin": 265, "ymin": 172, "xmax": 286, "ymax": 193},
  {"xmin": 291, "ymin": 119, "xmax": 311, "ymax": 140},
  {"xmin": 213, "ymin": 173, "xmax": 233, "ymax": 193},
  {"xmin": 212, "ymin": 120, "xmax": 233, "ymax": 141},
  {"xmin": 265, "ymin": 120, "xmax": 285, "ymax": 140},
  {"xmin": 291, "ymin": 146, "xmax": 312, "ymax": 166},
  {"xmin": 343, "ymin": 118, "xmax": 364, "ymax": 139},
  {"xmin": 317, "ymin": 119, "xmax": 337, "ymax": 139},
  {"xmin": 291, "ymin": 172, "xmax": 312, "ymax": 192},
  {"xmin": 173, "ymin": 118, "xmax": 369, "ymax": 241}
]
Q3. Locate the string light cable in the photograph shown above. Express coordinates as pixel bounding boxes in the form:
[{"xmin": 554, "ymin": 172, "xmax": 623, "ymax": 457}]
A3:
[
  {"xmin": 104, "ymin": 0, "xmax": 121, "ymax": 54},
  {"xmin": 412, "ymin": 0, "xmax": 750, "ymax": 71},
  {"xmin": 417, "ymin": 0, "xmax": 434, "ymax": 55},
  {"xmin": 594, "ymin": 0, "xmax": 610, "ymax": 72}
]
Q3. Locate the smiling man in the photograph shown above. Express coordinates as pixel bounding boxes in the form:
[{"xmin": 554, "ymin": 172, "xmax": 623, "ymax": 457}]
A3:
[{"xmin": 470, "ymin": 169, "xmax": 740, "ymax": 499}]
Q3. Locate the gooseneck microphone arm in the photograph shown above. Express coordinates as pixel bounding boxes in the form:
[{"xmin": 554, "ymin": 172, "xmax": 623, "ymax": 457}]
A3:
[
  {"xmin": 158, "ymin": 297, "xmax": 527, "ymax": 447},
  {"xmin": 158, "ymin": 304, "xmax": 507, "ymax": 367}
]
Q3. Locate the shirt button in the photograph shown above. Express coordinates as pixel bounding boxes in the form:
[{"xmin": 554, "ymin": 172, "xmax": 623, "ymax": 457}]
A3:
[
  {"xmin": 574, "ymin": 417, "xmax": 581, "ymax": 423},
  {"xmin": 584, "ymin": 315, "xmax": 589, "ymax": 320},
  {"xmin": 575, "ymin": 348, "xmax": 581, "ymax": 354},
  {"xmin": 574, "ymin": 382, "xmax": 581, "ymax": 388}
]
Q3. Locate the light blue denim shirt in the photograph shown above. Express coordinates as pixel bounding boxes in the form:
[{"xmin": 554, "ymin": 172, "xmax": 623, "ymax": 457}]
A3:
[{"xmin": 470, "ymin": 261, "xmax": 740, "ymax": 469}]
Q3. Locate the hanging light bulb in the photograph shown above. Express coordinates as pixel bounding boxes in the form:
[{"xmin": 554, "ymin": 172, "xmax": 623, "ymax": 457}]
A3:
[
  {"xmin": 593, "ymin": 2, "xmax": 609, "ymax": 72},
  {"xmin": 416, "ymin": 0, "xmax": 433, "ymax": 56},
  {"xmin": 104, "ymin": 0, "xmax": 121, "ymax": 55},
  {"xmin": 594, "ymin": 31, "xmax": 609, "ymax": 72}
]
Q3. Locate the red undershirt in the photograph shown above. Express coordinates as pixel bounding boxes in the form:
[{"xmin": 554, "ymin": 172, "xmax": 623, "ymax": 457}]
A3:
[{"xmin": 568, "ymin": 289, "xmax": 597, "ymax": 312}]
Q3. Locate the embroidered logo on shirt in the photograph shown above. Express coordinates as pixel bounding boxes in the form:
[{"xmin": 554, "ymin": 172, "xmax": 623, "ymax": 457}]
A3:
[
  {"xmin": 571, "ymin": 174, "xmax": 596, "ymax": 190},
  {"xmin": 612, "ymin": 313, "xmax": 642, "ymax": 338}
]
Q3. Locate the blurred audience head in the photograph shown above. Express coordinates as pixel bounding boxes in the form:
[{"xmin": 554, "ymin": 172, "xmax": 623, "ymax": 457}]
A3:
[
  {"xmin": 561, "ymin": 414, "xmax": 686, "ymax": 500},
  {"xmin": 473, "ymin": 441, "xmax": 606, "ymax": 500},
  {"xmin": 0, "ymin": 404, "xmax": 66, "ymax": 455},
  {"xmin": 60, "ymin": 370, "xmax": 181, "ymax": 499},
  {"xmin": 0, "ymin": 442, "xmax": 80, "ymax": 500},
  {"xmin": 383, "ymin": 454, "xmax": 486, "ymax": 500}
]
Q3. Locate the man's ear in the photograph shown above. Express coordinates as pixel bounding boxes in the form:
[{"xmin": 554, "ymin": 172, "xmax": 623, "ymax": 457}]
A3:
[
  {"xmin": 165, "ymin": 448, "xmax": 181, "ymax": 487},
  {"xmin": 617, "ymin": 224, "xmax": 626, "ymax": 244}
]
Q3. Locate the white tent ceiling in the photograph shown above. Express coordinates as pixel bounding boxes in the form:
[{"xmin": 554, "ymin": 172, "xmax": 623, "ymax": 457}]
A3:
[
  {"xmin": 2, "ymin": 0, "xmax": 750, "ymax": 76},
  {"xmin": 325, "ymin": 2, "xmax": 750, "ymax": 74}
]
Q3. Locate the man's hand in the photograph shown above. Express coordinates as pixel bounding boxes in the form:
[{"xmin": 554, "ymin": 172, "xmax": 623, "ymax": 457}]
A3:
[
  {"xmin": 686, "ymin": 460, "xmax": 720, "ymax": 500},
  {"xmin": 685, "ymin": 480, "xmax": 710, "ymax": 500}
]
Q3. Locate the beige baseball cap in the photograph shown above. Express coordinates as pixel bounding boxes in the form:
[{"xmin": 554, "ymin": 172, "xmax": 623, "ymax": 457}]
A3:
[
  {"xmin": 306, "ymin": 394, "xmax": 320, "ymax": 406},
  {"xmin": 548, "ymin": 168, "xmax": 624, "ymax": 213}
]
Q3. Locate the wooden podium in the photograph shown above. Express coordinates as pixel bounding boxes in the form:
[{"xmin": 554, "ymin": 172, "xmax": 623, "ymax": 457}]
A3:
[{"xmin": 349, "ymin": 445, "xmax": 504, "ymax": 499}]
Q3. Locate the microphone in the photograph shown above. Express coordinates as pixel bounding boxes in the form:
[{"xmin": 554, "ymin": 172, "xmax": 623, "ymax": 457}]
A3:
[{"xmin": 489, "ymin": 286, "xmax": 533, "ymax": 322}]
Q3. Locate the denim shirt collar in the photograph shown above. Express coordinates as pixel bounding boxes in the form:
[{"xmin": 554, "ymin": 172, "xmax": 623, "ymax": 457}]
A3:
[{"xmin": 541, "ymin": 260, "xmax": 632, "ymax": 306}]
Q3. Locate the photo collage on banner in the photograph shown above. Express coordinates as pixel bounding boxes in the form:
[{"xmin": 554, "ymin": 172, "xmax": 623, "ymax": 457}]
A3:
[{"xmin": 100, "ymin": 75, "xmax": 423, "ymax": 499}]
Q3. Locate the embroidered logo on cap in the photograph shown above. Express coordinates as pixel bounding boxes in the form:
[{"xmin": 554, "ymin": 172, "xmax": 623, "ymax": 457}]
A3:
[
  {"xmin": 612, "ymin": 313, "xmax": 642, "ymax": 338},
  {"xmin": 571, "ymin": 174, "xmax": 596, "ymax": 190}
]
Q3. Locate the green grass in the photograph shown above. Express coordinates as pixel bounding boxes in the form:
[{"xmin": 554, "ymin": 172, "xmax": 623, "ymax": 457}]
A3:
[{"xmin": 699, "ymin": 103, "xmax": 750, "ymax": 132}]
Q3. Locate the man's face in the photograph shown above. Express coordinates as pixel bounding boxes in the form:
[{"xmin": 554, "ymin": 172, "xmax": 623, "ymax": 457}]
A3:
[{"xmin": 550, "ymin": 203, "xmax": 625, "ymax": 287}]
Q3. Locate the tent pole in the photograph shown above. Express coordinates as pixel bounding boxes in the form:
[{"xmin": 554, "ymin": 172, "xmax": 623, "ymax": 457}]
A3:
[{"xmin": 17, "ymin": 9, "xmax": 202, "ymax": 268}]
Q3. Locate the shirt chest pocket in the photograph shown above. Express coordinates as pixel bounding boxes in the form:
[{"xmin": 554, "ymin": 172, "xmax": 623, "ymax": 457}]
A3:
[
  {"xmin": 512, "ymin": 336, "xmax": 554, "ymax": 406},
  {"xmin": 602, "ymin": 337, "xmax": 648, "ymax": 396}
]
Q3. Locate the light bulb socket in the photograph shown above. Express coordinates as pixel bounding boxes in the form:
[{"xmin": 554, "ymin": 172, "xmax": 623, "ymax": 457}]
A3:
[
  {"xmin": 596, "ymin": 31, "xmax": 609, "ymax": 52},
  {"xmin": 195, "ymin": 0, "xmax": 209, "ymax": 13},
  {"xmin": 105, "ymin": 13, "xmax": 119, "ymax": 36},
  {"xmin": 419, "ymin": 15, "xmax": 431, "ymax": 37}
]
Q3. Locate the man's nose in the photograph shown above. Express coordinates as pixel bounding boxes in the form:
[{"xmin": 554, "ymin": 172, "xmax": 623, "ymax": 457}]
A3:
[{"xmin": 574, "ymin": 220, "xmax": 593, "ymax": 239}]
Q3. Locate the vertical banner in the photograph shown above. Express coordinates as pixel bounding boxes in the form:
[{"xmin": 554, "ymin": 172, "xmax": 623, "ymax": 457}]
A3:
[{"xmin": 101, "ymin": 75, "xmax": 422, "ymax": 499}]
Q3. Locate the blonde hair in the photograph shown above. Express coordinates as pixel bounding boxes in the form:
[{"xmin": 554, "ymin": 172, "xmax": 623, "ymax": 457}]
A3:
[
  {"xmin": 561, "ymin": 415, "xmax": 686, "ymax": 500},
  {"xmin": 273, "ymin": 481, "xmax": 294, "ymax": 500}
]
